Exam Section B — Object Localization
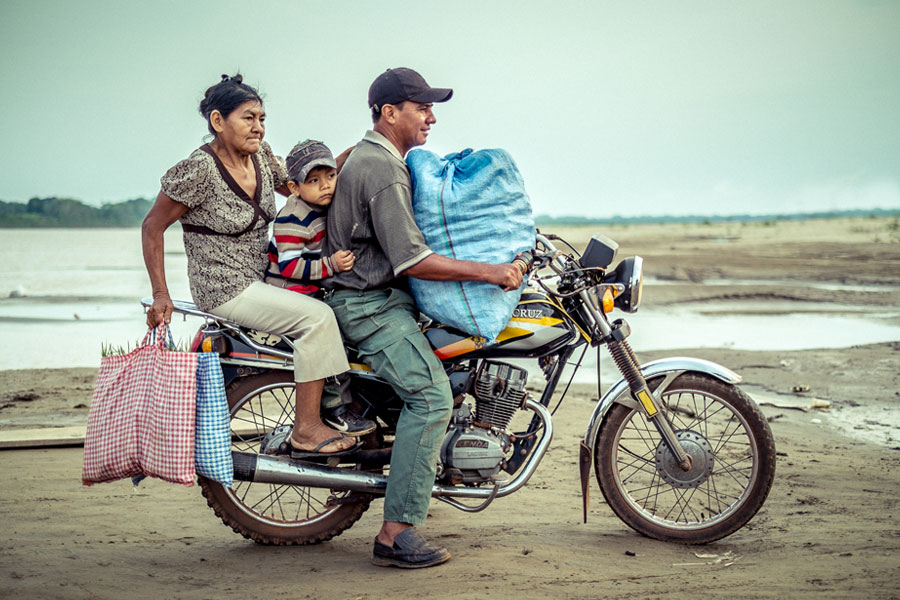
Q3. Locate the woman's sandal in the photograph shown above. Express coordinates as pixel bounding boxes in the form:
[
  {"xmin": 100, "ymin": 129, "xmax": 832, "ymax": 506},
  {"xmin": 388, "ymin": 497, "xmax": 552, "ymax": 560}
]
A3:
[{"xmin": 289, "ymin": 435, "xmax": 361, "ymax": 460}]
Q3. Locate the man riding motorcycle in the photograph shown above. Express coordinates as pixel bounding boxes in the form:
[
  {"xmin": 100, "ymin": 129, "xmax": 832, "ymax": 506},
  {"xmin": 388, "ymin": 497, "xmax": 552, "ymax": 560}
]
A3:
[{"xmin": 323, "ymin": 67, "xmax": 523, "ymax": 568}]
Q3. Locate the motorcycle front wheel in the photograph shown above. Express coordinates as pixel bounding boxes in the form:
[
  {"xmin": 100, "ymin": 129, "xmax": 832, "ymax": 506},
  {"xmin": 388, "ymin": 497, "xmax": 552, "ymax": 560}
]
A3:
[
  {"xmin": 198, "ymin": 371, "xmax": 373, "ymax": 545},
  {"xmin": 595, "ymin": 373, "xmax": 776, "ymax": 544}
]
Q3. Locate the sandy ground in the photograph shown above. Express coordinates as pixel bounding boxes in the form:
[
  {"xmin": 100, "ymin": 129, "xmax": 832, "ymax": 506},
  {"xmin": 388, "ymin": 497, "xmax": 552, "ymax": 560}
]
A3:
[{"xmin": 1, "ymin": 216, "xmax": 900, "ymax": 599}]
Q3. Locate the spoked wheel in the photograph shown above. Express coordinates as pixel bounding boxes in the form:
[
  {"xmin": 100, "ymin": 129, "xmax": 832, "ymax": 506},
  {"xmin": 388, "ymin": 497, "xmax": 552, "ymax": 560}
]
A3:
[
  {"xmin": 198, "ymin": 371, "xmax": 373, "ymax": 545},
  {"xmin": 595, "ymin": 373, "xmax": 776, "ymax": 543}
]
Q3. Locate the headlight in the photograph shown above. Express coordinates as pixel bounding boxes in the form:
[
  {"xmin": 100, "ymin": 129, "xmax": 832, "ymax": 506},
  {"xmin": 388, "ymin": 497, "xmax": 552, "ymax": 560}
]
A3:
[{"xmin": 603, "ymin": 256, "xmax": 643, "ymax": 313}]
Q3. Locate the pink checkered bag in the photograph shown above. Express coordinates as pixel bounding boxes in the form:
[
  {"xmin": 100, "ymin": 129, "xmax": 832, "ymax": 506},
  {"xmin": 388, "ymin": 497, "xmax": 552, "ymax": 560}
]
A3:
[{"xmin": 82, "ymin": 324, "xmax": 197, "ymax": 486}]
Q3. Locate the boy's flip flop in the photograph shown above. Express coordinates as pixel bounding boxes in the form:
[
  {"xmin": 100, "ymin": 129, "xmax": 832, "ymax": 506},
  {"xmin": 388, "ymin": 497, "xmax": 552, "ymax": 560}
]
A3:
[{"xmin": 289, "ymin": 435, "xmax": 361, "ymax": 460}]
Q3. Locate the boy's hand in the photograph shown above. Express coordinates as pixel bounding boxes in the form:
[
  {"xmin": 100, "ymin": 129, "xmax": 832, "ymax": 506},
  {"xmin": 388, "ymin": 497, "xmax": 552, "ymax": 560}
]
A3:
[
  {"xmin": 335, "ymin": 147, "xmax": 354, "ymax": 174},
  {"xmin": 332, "ymin": 249, "xmax": 355, "ymax": 272}
]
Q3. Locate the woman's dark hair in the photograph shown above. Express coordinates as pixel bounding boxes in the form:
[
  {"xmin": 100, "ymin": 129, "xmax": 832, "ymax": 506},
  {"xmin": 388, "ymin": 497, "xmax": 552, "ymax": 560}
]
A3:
[{"xmin": 198, "ymin": 74, "xmax": 263, "ymax": 135}]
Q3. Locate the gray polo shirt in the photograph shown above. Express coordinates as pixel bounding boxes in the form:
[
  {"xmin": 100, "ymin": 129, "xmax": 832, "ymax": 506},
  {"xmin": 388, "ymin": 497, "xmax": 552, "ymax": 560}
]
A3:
[{"xmin": 324, "ymin": 130, "xmax": 433, "ymax": 290}]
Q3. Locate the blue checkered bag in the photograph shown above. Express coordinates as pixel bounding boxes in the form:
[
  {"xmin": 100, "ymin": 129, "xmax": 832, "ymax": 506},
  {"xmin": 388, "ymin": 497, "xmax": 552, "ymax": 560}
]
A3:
[{"xmin": 194, "ymin": 353, "xmax": 232, "ymax": 487}]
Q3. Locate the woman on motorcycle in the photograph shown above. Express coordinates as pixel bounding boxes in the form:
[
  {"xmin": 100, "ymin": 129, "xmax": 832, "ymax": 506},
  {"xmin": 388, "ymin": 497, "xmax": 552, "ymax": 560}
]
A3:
[{"xmin": 141, "ymin": 74, "xmax": 356, "ymax": 456}]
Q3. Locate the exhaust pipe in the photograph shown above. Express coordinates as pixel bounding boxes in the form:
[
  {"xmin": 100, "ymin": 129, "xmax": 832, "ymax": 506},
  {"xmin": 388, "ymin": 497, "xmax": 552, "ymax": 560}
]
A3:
[
  {"xmin": 234, "ymin": 451, "xmax": 388, "ymax": 494},
  {"xmin": 233, "ymin": 399, "xmax": 553, "ymax": 501}
]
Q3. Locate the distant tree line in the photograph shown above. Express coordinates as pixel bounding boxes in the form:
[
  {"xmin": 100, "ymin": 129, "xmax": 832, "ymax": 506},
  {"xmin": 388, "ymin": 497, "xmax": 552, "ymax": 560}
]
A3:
[
  {"xmin": 534, "ymin": 207, "xmax": 900, "ymax": 226},
  {"xmin": 0, "ymin": 197, "xmax": 153, "ymax": 227},
  {"xmin": 0, "ymin": 196, "xmax": 896, "ymax": 228}
]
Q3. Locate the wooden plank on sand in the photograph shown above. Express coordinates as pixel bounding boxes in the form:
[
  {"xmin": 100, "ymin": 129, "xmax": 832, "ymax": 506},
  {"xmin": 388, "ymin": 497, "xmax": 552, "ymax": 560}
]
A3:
[
  {"xmin": 0, "ymin": 426, "xmax": 264, "ymax": 450},
  {"xmin": 0, "ymin": 426, "xmax": 87, "ymax": 449}
]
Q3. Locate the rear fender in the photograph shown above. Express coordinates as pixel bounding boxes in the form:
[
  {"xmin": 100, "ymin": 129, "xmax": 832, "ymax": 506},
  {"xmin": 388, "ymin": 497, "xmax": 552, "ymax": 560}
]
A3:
[{"xmin": 583, "ymin": 357, "xmax": 741, "ymax": 453}]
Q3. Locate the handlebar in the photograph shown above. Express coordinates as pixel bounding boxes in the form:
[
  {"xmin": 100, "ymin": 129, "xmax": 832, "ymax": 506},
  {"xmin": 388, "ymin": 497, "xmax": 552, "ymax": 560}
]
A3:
[
  {"xmin": 504, "ymin": 235, "xmax": 558, "ymax": 290},
  {"xmin": 504, "ymin": 233, "xmax": 572, "ymax": 291},
  {"xmin": 521, "ymin": 233, "xmax": 605, "ymax": 299},
  {"xmin": 534, "ymin": 233, "xmax": 568, "ymax": 276}
]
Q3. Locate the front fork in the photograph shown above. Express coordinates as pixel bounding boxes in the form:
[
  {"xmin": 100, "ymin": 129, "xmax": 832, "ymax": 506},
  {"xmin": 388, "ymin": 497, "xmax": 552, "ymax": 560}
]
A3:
[
  {"xmin": 576, "ymin": 313, "xmax": 693, "ymax": 523},
  {"xmin": 605, "ymin": 320, "xmax": 692, "ymax": 471},
  {"xmin": 571, "ymin": 280, "xmax": 691, "ymax": 468}
]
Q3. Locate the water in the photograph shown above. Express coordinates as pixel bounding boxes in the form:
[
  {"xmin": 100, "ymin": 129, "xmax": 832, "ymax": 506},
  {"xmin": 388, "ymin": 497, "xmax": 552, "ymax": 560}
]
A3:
[
  {"xmin": 2, "ymin": 229, "xmax": 900, "ymax": 373},
  {"xmin": 0, "ymin": 229, "xmax": 200, "ymax": 369},
  {"xmin": 648, "ymin": 275, "xmax": 900, "ymax": 294}
]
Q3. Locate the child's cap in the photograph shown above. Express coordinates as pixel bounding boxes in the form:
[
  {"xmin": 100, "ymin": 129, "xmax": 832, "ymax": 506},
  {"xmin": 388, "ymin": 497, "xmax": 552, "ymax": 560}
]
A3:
[{"xmin": 285, "ymin": 139, "xmax": 337, "ymax": 183}]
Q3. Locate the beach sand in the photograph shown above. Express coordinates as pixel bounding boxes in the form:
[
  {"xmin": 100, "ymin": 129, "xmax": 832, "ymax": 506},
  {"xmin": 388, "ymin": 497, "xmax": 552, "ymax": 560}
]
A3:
[{"xmin": 1, "ymin": 216, "xmax": 899, "ymax": 599}]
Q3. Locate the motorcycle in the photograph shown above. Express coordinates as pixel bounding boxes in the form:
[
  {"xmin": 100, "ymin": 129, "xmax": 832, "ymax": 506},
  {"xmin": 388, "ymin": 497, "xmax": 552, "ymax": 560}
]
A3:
[{"xmin": 143, "ymin": 230, "xmax": 775, "ymax": 546}]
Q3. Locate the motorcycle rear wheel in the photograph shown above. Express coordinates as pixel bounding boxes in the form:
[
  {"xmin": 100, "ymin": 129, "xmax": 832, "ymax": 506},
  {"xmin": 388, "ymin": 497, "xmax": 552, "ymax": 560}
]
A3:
[
  {"xmin": 595, "ymin": 373, "xmax": 776, "ymax": 544},
  {"xmin": 199, "ymin": 371, "xmax": 373, "ymax": 545}
]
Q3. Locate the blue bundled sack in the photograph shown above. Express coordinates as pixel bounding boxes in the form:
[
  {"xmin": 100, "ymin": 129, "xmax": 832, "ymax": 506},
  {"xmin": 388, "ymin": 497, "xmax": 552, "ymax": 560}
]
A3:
[{"xmin": 406, "ymin": 148, "xmax": 535, "ymax": 342}]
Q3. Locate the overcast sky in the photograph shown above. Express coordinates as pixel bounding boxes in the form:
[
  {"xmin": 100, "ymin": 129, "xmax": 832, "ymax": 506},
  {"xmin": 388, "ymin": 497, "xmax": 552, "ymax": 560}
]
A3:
[{"xmin": 1, "ymin": 0, "xmax": 898, "ymax": 217}]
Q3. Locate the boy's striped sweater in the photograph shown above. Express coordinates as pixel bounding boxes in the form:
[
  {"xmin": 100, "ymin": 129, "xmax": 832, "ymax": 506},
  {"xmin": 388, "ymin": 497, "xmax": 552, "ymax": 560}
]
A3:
[{"xmin": 265, "ymin": 195, "xmax": 336, "ymax": 294}]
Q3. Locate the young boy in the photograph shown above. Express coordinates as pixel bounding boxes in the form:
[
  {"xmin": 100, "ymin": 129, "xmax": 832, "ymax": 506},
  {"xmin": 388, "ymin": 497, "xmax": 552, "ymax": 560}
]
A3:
[
  {"xmin": 265, "ymin": 139, "xmax": 375, "ymax": 436},
  {"xmin": 265, "ymin": 139, "xmax": 354, "ymax": 293}
]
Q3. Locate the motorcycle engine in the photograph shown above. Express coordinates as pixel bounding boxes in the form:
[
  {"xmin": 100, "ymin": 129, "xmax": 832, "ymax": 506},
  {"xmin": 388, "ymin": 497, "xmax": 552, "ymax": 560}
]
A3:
[{"xmin": 439, "ymin": 361, "xmax": 528, "ymax": 484}]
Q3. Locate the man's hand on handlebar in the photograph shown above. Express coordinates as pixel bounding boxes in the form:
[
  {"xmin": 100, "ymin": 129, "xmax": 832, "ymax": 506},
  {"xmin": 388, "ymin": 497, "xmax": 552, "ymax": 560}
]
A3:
[
  {"xmin": 489, "ymin": 263, "xmax": 524, "ymax": 292},
  {"xmin": 512, "ymin": 250, "xmax": 536, "ymax": 276}
]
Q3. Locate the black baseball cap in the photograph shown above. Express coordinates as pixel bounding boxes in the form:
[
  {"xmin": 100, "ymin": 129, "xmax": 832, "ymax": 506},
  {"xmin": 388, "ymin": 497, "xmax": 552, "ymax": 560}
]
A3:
[{"xmin": 368, "ymin": 68, "xmax": 453, "ymax": 110}]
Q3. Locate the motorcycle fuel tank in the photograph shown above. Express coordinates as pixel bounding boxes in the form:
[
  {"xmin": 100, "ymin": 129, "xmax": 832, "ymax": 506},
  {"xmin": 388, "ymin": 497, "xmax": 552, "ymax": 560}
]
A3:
[{"xmin": 424, "ymin": 289, "xmax": 578, "ymax": 360}]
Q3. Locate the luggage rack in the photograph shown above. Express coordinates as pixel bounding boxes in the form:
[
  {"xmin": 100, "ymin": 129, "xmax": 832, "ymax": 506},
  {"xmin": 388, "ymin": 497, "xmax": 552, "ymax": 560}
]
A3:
[{"xmin": 140, "ymin": 297, "xmax": 295, "ymax": 364}]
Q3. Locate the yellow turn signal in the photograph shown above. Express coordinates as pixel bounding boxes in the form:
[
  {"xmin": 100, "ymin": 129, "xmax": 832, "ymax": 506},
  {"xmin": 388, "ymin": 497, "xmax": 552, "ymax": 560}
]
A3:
[
  {"xmin": 601, "ymin": 288, "xmax": 615, "ymax": 313},
  {"xmin": 200, "ymin": 334, "xmax": 227, "ymax": 354}
]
